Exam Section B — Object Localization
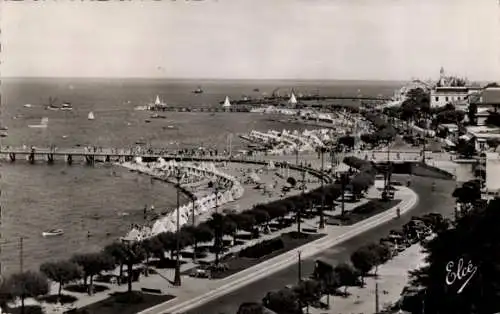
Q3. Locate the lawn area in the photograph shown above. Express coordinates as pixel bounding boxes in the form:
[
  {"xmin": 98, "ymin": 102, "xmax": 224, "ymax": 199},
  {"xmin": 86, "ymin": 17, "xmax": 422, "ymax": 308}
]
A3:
[
  {"xmin": 210, "ymin": 231, "xmax": 325, "ymax": 279},
  {"xmin": 64, "ymin": 291, "xmax": 175, "ymax": 314},
  {"xmin": 328, "ymin": 199, "xmax": 402, "ymax": 226},
  {"xmin": 182, "ymin": 231, "xmax": 325, "ymax": 280}
]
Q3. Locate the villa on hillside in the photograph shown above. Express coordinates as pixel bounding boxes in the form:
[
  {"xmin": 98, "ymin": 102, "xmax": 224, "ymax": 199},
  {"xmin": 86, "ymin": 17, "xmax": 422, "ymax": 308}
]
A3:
[{"xmin": 469, "ymin": 87, "xmax": 500, "ymax": 126}]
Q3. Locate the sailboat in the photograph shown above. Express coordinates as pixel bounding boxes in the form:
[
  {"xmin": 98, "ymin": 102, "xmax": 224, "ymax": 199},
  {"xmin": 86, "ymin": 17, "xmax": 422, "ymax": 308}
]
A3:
[
  {"xmin": 88, "ymin": 112, "xmax": 95, "ymax": 120},
  {"xmin": 289, "ymin": 91, "xmax": 298, "ymax": 106},
  {"xmin": 149, "ymin": 95, "xmax": 167, "ymax": 111},
  {"xmin": 222, "ymin": 96, "xmax": 231, "ymax": 111},
  {"xmin": 45, "ymin": 97, "xmax": 60, "ymax": 111},
  {"xmin": 28, "ymin": 117, "xmax": 49, "ymax": 129}
]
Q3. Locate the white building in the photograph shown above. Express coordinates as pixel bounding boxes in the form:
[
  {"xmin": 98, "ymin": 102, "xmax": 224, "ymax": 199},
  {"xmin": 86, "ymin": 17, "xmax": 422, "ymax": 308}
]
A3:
[{"xmin": 430, "ymin": 87, "xmax": 470, "ymax": 108}]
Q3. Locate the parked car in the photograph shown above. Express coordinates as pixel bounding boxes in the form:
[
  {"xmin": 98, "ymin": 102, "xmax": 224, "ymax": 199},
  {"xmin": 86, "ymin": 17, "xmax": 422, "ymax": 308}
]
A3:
[{"xmin": 190, "ymin": 266, "xmax": 211, "ymax": 278}]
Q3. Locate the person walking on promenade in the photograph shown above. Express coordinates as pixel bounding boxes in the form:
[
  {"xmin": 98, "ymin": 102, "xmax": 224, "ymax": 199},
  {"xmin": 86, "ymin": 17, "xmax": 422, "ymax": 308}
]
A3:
[{"xmin": 396, "ymin": 206, "xmax": 401, "ymax": 219}]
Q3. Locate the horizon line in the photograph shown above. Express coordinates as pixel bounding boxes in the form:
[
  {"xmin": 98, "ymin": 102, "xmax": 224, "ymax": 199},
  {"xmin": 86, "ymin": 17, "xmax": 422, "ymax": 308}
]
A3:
[{"xmin": 1, "ymin": 76, "xmax": 413, "ymax": 82}]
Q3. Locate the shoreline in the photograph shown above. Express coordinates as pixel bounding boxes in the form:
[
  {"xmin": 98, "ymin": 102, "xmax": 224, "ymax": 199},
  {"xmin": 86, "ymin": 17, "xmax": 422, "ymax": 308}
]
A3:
[{"xmin": 118, "ymin": 158, "xmax": 245, "ymax": 240}]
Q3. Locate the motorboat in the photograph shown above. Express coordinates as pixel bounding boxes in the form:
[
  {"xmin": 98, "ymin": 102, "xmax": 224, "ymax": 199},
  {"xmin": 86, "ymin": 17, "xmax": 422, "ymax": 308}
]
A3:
[
  {"xmin": 192, "ymin": 86, "xmax": 203, "ymax": 94},
  {"xmin": 88, "ymin": 111, "xmax": 95, "ymax": 120},
  {"xmin": 46, "ymin": 104, "xmax": 60, "ymax": 111},
  {"xmin": 61, "ymin": 103, "xmax": 73, "ymax": 111},
  {"xmin": 42, "ymin": 229, "xmax": 64, "ymax": 237}
]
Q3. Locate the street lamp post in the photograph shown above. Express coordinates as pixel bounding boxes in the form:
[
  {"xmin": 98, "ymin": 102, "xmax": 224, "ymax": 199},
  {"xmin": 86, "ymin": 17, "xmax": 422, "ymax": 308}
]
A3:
[
  {"xmin": 297, "ymin": 250, "xmax": 302, "ymax": 284},
  {"xmin": 173, "ymin": 167, "xmax": 182, "ymax": 286},
  {"xmin": 212, "ymin": 178, "xmax": 223, "ymax": 266},
  {"xmin": 319, "ymin": 147, "xmax": 325, "ymax": 229}
]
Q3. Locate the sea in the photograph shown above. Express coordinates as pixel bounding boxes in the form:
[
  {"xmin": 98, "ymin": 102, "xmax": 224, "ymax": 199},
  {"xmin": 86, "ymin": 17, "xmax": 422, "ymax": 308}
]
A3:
[{"xmin": 0, "ymin": 78, "xmax": 402, "ymax": 275}]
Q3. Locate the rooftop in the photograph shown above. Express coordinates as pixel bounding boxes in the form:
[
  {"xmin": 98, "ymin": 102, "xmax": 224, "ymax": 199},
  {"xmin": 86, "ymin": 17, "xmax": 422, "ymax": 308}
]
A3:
[{"xmin": 482, "ymin": 87, "xmax": 500, "ymax": 104}]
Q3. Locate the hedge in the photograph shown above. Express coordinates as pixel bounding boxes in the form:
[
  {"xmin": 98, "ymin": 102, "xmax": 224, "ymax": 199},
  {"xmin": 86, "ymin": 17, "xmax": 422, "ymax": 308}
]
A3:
[{"xmin": 239, "ymin": 238, "xmax": 285, "ymax": 258}]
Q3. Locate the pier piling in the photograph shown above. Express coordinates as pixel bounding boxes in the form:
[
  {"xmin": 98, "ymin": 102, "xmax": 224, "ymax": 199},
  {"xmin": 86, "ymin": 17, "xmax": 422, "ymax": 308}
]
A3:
[
  {"xmin": 66, "ymin": 154, "xmax": 73, "ymax": 165},
  {"xmin": 8, "ymin": 153, "xmax": 15, "ymax": 162},
  {"xmin": 28, "ymin": 152, "xmax": 35, "ymax": 164},
  {"xmin": 47, "ymin": 154, "xmax": 54, "ymax": 164}
]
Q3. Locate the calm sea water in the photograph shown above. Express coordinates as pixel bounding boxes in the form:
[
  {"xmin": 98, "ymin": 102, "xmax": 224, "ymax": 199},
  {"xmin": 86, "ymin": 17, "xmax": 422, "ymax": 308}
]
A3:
[{"xmin": 0, "ymin": 78, "xmax": 401, "ymax": 274}]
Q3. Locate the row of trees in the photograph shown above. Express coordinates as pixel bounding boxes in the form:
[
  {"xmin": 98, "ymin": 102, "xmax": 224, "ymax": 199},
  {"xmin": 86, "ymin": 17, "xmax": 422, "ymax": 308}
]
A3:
[
  {"xmin": 360, "ymin": 112, "xmax": 397, "ymax": 146},
  {"xmin": 0, "ymin": 166, "xmax": 377, "ymax": 312},
  {"xmin": 242, "ymin": 212, "xmax": 441, "ymax": 314}
]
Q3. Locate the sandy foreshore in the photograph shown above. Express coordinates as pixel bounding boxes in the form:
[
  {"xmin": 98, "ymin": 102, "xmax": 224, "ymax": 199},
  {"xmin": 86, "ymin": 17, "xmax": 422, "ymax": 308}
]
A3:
[{"xmin": 117, "ymin": 156, "xmax": 324, "ymax": 240}]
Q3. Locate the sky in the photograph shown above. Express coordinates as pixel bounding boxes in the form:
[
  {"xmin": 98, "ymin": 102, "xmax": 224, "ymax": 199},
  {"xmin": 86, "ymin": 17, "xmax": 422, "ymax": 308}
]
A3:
[{"xmin": 1, "ymin": 0, "xmax": 499, "ymax": 81}]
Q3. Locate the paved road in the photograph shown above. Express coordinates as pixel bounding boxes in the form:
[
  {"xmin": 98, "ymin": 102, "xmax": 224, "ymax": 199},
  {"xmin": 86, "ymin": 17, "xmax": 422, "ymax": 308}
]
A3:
[{"xmin": 185, "ymin": 176, "xmax": 456, "ymax": 314}]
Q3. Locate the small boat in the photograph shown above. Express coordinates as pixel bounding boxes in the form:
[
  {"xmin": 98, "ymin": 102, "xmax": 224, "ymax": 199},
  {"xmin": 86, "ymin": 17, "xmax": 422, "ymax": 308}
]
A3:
[
  {"xmin": 0, "ymin": 132, "xmax": 8, "ymax": 138},
  {"xmin": 145, "ymin": 119, "xmax": 151, "ymax": 123},
  {"xmin": 28, "ymin": 117, "xmax": 49, "ymax": 129},
  {"xmin": 24, "ymin": 104, "xmax": 33, "ymax": 108},
  {"xmin": 192, "ymin": 86, "xmax": 203, "ymax": 94},
  {"xmin": 253, "ymin": 88, "xmax": 260, "ymax": 92},
  {"xmin": 0, "ymin": 126, "xmax": 8, "ymax": 131},
  {"xmin": 151, "ymin": 114, "xmax": 167, "ymax": 119},
  {"xmin": 46, "ymin": 105, "xmax": 59, "ymax": 111},
  {"xmin": 45, "ymin": 97, "xmax": 59, "ymax": 111},
  {"xmin": 88, "ymin": 111, "xmax": 95, "ymax": 120},
  {"xmin": 42, "ymin": 229, "xmax": 64, "ymax": 237},
  {"xmin": 61, "ymin": 103, "xmax": 73, "ymax": 111}
]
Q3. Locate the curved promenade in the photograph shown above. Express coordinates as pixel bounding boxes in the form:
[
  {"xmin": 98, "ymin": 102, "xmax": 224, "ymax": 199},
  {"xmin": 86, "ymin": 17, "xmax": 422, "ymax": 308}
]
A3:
[
  {"xmin": 119, "ymin": 157, "xmax": 332, "ymax": 240},
  {"xmin": 139, "ymin": 185, "xmax": 419, "ymax": 314}
]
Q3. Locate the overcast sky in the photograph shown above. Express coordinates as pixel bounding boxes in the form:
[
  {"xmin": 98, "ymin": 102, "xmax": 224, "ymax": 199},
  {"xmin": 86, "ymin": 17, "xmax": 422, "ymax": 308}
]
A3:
[{"xmin": 1, "ymin": 0, "xmax": 499, "ymax": 80}]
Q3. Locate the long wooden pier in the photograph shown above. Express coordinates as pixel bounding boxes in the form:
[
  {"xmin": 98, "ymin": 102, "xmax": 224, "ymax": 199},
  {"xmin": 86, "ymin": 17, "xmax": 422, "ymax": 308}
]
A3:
[{"xmin": 0, "ymin": 146, "xmax": 452, "ymax": 166}]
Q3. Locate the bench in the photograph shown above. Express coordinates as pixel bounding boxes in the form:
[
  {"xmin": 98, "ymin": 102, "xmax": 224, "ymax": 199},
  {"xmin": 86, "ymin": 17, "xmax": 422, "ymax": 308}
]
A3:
[{"xmin": 141, "ymin": 287, "xmax": 163, "ymax": 294}]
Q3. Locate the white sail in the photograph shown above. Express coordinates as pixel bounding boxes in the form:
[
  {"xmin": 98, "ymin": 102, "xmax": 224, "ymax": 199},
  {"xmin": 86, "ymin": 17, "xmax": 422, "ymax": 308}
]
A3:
[
  {"xmin": 289, "ymin": 92, "xmax": 297, "ymax": 105},
  {"xmin": 88, "ymin": 112, "xmax": 95, "ymax": 120},
  {"xmin": 223, "ymin": 96, "xmax": 231, "ymax": 108},
  {"xmin": 155, "ymin": 95, "xmax": 161, "ymax": 106}
]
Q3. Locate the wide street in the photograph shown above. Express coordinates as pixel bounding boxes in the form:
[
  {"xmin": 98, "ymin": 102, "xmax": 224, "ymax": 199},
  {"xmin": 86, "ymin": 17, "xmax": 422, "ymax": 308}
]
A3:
[{"xmin": 185, "ymin": 175, "xmax": 456, "ymax": 314}]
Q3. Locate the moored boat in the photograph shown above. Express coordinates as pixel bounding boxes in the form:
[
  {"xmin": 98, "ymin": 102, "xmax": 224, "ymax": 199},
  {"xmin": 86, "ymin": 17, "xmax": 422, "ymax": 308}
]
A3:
[
  {"xmin": 61, "ymin": 103, "xmax": 73, "ymax": 111},
  {"xmin": 192, "ymin": 86, "xmax": 203, "ymax": 94},
  {"xmin": 88, "ymin": 111, "xmax": 95, "ymax": 120},
  {"xmin": 42, "ymin": 229, "xmax": 64, "ymax": 237}
]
